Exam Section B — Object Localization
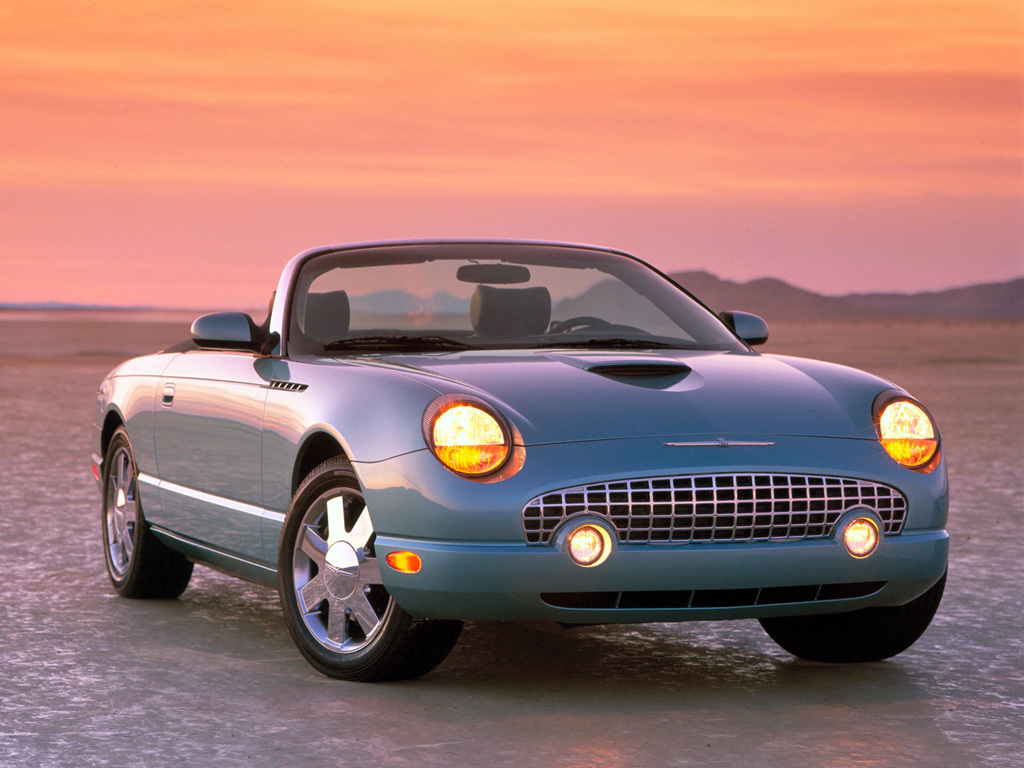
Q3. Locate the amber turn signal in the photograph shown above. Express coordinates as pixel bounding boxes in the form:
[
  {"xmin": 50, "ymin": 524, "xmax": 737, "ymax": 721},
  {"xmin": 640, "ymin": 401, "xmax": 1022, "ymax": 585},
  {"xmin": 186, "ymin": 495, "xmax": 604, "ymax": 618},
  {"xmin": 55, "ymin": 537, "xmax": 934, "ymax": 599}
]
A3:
[{"xmin": 385, "ymin": 551, "xmax": 422, "ymax": 574}]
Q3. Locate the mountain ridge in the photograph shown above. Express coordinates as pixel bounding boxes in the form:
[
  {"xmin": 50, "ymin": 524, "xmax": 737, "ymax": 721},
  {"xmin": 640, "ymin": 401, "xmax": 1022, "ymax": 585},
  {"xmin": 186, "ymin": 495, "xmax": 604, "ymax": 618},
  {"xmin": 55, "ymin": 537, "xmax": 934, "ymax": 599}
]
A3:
[
  {"xmin": 666, "ymin": 272, "xmax": 1023, "ymax": 321},
  {"xmin": 3, "ymin": 274, "xmax": 1021, "ymax": 320}
]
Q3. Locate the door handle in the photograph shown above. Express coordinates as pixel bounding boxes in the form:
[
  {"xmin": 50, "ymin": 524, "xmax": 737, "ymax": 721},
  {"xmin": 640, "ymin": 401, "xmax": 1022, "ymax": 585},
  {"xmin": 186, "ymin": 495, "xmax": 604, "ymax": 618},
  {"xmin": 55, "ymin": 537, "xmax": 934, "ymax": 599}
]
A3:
[{"xmin": 161, "ymin": 383, "xmax": 175, "ymax": 407}]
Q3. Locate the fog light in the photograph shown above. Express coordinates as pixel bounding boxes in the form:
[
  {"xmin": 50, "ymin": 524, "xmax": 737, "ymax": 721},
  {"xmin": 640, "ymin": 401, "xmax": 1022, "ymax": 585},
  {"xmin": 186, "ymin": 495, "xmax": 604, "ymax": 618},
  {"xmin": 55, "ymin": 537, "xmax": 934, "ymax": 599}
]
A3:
[
  {"xmin": 844, "ymin": 517, "xmax": 880, "ymax": 558},
  {"xmin": 385, "ymin": 551, "xmax": 422, "ymax": 573},
  {"xmin": 567, "ymin": 524, "xmax": 612, "ymax": 567}
]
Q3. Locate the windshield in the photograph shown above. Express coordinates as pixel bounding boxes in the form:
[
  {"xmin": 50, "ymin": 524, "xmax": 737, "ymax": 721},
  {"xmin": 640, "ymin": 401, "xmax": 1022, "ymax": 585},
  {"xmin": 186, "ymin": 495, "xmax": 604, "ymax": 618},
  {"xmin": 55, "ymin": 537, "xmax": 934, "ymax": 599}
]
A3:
[{"xmin": 287, "ymin": 242, "xmax": 745, "ymax": 355}]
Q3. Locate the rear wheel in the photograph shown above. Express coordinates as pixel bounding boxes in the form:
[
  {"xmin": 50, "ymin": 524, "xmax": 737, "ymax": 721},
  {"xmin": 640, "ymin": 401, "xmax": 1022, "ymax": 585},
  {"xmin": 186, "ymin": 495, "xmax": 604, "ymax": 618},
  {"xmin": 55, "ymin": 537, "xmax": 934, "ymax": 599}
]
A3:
[
  {"xmin": 759, "ymin": 572, "xmax": 946, "ymax": 662},
  {"xmin": 278, "ymin": 458, "xmax": 462, "ymax": 681},
  {"xmin": 102, "ymin": 427, "xmax": 193, "ymax": 599}
]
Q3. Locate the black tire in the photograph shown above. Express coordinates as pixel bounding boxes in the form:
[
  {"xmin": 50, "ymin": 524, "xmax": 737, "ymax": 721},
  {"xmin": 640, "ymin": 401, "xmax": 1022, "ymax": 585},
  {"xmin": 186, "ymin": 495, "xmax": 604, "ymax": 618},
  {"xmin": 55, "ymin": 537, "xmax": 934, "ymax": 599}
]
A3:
[
  {"xmin": 278, "ymin": 458, "xmax": 462, "ymax": 681},
  {"xmin": 759, "ymin": 571, "xmax": 946, "ymax": 662},
  {"xmin": 101, "ymin": 427, "xmax": 193, "ymax": 599}
]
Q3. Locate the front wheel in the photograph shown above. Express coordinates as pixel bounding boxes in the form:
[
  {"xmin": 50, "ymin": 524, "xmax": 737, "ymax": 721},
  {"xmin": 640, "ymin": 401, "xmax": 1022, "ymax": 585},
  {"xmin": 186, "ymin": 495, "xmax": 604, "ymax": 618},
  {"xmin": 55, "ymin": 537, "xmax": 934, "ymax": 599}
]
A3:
[
  {"xmin": 759, "ymin": 571, "xmax": 946, "ymax": 662},
  {"xmin": 278, "ymin": 458, "xmax": 462, "ymax": 681}
]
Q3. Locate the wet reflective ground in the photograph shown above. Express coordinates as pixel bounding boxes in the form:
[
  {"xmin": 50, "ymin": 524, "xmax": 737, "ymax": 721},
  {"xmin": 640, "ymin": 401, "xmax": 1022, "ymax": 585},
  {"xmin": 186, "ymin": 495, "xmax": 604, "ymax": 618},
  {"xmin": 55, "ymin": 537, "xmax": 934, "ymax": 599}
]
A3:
[{"xmin": 1, "ymin": 316, "xmax": 1021, "ymax": 767}]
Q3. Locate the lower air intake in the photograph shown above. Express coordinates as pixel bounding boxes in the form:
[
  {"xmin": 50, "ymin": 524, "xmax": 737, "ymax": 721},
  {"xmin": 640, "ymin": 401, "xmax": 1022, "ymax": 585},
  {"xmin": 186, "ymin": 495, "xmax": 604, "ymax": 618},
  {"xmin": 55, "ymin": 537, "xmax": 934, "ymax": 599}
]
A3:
[{"xmin": 541, "ymin": 581, "xmax": 887, "ymax": 610}]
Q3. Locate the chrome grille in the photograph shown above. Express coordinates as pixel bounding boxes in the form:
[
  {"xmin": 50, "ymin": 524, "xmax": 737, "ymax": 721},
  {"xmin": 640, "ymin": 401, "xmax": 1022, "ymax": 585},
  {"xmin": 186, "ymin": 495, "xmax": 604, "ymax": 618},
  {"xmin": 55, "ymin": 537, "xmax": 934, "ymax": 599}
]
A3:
[{"xmin": 522, "ymin": 473, "xmax": 907, "ymax": 545}]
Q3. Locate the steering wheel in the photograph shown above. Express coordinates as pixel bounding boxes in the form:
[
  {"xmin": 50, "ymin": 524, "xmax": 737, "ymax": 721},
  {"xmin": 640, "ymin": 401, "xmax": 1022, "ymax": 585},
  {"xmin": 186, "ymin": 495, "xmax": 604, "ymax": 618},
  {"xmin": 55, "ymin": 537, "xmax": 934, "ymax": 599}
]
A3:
[{"xmin": 549, "ymin": 316, "xmax": 612, "ymax": 334}]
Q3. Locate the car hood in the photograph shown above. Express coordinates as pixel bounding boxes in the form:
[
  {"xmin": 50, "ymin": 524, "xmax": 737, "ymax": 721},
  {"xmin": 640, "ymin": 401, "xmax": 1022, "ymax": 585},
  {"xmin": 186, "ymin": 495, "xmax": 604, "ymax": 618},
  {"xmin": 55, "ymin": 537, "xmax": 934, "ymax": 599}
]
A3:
[{"xmin": 362, "ymin": 348, "xmax": 888, "ymax": 445}]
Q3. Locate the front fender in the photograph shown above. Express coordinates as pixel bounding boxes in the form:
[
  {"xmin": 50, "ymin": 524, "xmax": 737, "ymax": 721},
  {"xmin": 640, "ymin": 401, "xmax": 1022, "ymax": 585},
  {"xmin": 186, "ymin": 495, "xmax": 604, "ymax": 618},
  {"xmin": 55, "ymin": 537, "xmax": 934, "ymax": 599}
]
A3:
[
  {"xmin": 259, "ymin": 358, "xmax": 449, "ymax": 514},
  {"xmin": 94, "ymin": 353, "xmax": 179, "ymax": 480}
]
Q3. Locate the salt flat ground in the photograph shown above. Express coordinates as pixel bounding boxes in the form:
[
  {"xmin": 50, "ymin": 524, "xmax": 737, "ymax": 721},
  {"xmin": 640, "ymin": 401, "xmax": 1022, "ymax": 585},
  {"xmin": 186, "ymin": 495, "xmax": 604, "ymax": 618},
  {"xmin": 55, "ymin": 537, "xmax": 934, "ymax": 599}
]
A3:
[{"xmin": 0, "ymin": 313, "xmax": 1021, "ymax": 767}]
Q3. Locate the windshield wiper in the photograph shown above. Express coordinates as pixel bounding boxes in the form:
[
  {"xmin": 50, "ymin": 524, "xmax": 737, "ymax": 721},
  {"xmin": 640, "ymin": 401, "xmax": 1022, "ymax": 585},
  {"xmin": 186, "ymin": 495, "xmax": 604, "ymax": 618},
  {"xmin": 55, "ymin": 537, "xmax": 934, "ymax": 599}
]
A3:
[
  {"xmin": 533, "ymin": 337, "xmax": 692, "ymax": 350},
  {"xmin": 323, "ymin": 335, "xmax": 475, "ymax": 353}
]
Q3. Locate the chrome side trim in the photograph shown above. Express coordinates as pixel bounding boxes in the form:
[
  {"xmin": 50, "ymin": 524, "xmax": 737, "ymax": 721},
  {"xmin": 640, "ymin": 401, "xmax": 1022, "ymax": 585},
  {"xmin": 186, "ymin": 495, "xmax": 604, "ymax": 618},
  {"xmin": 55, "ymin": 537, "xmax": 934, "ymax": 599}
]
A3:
[
  {"xmin": 140, "ymin": 473, "xmax": 269, "ymax": 521},
  {"xmin": 138, "ymin": 472, "xmax": 160, "ymax": 494}
]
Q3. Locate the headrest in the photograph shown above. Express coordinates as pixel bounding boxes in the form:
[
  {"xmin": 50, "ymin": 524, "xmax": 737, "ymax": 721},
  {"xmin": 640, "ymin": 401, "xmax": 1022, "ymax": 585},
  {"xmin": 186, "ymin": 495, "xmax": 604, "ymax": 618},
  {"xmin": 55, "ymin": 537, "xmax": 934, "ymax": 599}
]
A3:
[
  {"xmin": 303, "ymin": 290, "xmax": 350, "ymax": 344},
  {"xmin": 471, "ymin": 285, "xmax": 551, "ymax": 337}
]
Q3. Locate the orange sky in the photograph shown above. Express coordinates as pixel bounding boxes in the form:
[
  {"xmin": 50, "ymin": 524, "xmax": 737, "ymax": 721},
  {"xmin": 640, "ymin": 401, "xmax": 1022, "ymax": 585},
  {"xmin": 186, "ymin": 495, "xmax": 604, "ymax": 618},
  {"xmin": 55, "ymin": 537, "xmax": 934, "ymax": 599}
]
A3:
[{"xmin": 2, "ymin": 0, "xmax": 1022, "ymax": 308}]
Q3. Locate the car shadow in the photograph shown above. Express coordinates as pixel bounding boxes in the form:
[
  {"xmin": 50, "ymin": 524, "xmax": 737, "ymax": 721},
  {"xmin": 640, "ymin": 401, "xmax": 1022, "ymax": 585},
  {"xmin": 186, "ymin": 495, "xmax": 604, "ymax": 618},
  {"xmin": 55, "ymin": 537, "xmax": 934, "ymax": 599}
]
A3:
[
  {"xmin": 417, "ymin": 618, "xmax": 938, "ymax": 708},
  {"xmin": 126, "ymin": 568, "xmax": 942, "ymax": 713}
]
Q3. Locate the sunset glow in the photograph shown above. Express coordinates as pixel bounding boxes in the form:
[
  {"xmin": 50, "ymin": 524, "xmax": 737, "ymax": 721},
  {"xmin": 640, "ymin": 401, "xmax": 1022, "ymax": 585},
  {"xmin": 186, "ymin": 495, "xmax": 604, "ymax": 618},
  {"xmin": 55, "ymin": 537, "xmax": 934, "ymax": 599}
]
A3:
[{"xmin": 2, "ymin": 0, "xmax": 1021, "ymax": 308}]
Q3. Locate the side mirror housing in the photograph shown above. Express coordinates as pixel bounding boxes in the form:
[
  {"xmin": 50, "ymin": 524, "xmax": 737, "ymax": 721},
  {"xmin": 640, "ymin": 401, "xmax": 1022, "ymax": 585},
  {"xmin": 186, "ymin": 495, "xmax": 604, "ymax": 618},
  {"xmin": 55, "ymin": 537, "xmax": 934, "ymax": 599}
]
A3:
[
  {"xmin": 719, "ymin": 311, "xmax": 769, "ymax": 346},
  {"xmin": 191, "ymin": 312, "xmax": 263, "ymax": 352}
]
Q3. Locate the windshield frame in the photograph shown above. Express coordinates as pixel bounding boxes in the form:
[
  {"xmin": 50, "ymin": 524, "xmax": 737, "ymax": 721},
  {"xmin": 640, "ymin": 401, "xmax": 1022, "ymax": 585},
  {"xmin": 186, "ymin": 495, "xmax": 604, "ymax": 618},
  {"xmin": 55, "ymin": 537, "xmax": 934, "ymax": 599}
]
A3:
[{"xmin": 281, "ymin": 240, "xmax": 748, "ymax": 358}]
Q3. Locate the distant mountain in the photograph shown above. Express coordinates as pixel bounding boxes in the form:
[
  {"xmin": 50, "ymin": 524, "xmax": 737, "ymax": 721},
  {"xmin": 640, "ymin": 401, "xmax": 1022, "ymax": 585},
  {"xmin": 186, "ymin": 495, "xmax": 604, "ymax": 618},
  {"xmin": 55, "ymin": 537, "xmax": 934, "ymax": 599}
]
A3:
[
  {"xmin": 840, "ymin": 280, "xmax": 1024, "ymax": 320},
  {"xmin": 666, "ymin": 272, "xmax": 1024, "ymax": 321},
  {"xmin": 664, "ymin": 271, "xmax": 840, "ymax": 321},
  {"xmin": 350, "ymin": 290, "xmax": 469, "ymax": 314},
  {"xmin": 5, "ymin": 275, "xmax": 1021, "ymax": 321}
]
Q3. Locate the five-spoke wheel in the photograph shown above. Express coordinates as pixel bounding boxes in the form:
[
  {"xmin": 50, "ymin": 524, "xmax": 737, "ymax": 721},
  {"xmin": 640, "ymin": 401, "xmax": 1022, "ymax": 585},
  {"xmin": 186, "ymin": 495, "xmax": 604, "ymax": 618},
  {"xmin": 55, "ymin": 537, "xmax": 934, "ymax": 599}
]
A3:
[
  {"xmin": 291, "ymin": 480, "xmax": 390, "ymax": 653},
  {"xmin": 278, "ymin": 458, "xmax": 462, "ymax": 681}
]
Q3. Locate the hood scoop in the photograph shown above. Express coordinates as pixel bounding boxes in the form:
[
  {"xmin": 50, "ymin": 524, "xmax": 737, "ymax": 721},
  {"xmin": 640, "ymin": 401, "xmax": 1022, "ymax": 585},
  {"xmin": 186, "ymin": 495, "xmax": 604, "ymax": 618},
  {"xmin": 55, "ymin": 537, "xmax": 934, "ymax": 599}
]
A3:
[{"xmin": 587, "ymin": 361, "xmax": 693, "ymax": 389}]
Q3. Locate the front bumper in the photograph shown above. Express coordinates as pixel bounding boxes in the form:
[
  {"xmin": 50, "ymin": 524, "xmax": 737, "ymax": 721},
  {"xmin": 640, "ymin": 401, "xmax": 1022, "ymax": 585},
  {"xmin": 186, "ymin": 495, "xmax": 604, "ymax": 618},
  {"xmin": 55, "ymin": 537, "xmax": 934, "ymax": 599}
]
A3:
[
  {"xmin": 360, "ymin": 434, "xmax": 948, "ymax": 623},
  {"xmin": 375, "ymin": 528, "xmax": 948, "ymax": 623}
]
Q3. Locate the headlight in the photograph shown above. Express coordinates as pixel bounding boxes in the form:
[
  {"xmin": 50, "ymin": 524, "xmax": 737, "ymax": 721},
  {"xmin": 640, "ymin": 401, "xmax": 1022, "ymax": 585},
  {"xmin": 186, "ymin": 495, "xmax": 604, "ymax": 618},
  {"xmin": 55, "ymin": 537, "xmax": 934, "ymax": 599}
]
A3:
[
  {"xmin": 874, "ymin": 394, "xmax": 939, "ymax": 471},
  {"xmin": 425, "ymin": 397, "xmax": 511, "ymax": 476}
]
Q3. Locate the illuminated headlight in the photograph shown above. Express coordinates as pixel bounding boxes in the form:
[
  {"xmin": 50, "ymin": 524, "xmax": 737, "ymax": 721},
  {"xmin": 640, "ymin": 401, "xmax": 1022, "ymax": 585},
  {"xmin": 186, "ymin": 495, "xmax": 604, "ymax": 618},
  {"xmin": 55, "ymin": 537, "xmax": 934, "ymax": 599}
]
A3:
[
  {"xmin": 567, "ymin": 524, "xmax": 612, "ymax": 567},
  {"xmin": 843, "ymin": 516, "xmax": 879, "ymax": 558},
  {"xmin": 425, "ymin": 398, "xmax": 510, "ymax": 476},
  {"xmin": 875, "ymin": 395, "xmax": 939, "ymax": 471}
]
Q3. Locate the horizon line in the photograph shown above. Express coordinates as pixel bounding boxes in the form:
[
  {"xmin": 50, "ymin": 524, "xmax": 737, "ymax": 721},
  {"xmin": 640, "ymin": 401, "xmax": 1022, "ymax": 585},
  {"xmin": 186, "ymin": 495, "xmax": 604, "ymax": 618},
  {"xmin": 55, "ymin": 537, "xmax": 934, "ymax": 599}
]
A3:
[{"xmin": 3, "ymin": 271, "xmax": 1022, "ymax": 312}]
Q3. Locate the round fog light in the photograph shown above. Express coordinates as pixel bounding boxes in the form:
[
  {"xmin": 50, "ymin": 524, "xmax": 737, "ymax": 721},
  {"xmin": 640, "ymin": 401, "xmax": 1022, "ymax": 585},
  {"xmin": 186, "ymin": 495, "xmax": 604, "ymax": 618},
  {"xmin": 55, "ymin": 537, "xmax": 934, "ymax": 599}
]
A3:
[
  {"xmin": 844, "ymin": 517, "xmax": 880, "ymax": 558},
  {"xmin": 567, "ymin": 524, "xmax": 612, "ymax": 567}
]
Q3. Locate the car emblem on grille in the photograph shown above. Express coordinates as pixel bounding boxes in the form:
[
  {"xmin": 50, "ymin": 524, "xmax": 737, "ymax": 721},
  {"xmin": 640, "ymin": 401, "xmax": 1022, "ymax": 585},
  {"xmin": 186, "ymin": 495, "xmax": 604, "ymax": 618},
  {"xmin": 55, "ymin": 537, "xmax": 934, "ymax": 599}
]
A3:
[{"xmin": 664, "ymin": 438, "xmax": 775, "ymax": 447}]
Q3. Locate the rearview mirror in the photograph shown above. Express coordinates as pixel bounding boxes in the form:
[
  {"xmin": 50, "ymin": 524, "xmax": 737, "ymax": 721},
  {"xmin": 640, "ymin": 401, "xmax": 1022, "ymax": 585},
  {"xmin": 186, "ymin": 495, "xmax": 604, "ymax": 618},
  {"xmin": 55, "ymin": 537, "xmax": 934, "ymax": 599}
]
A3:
[
  {"xmin": 457, "ymin": 263, "xmax": 531, "ymax": 284},
  {"xmin": 191, "ymin": 312, "xmax": 263, "ymax": 352}
]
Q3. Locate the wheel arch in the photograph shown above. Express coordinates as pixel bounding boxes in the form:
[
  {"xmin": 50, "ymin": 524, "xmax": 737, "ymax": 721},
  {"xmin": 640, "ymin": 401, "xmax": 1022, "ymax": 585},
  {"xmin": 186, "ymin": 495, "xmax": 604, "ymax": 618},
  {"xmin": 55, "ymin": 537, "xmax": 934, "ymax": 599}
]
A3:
[
  {"xmin": 293, "ymin": 430, "xmax": 350, "ymax": 494},
  {"xmin": 101, "ymin": 409, "xmax": 126, "ymax": 458}
]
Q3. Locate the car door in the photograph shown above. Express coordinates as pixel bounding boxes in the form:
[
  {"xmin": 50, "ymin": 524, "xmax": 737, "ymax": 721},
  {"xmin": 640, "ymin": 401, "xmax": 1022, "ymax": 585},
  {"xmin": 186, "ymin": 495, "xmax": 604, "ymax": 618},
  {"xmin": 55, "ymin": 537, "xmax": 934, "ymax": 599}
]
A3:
[{"xmin": 152, "ymin": 351, "xmax": 269, "ymax": 560}]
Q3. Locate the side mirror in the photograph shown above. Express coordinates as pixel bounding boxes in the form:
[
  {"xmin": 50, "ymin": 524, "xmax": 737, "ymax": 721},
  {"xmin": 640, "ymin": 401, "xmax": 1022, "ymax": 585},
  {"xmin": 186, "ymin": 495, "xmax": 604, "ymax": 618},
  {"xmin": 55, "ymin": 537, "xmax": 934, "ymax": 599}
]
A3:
[
  {"xmin": 191, "ymin": 312, "xmax": 263, "ymax": 352},
  {"xmin": 719, "ymin": 311, "xmax": 769, "ymax": 346}
]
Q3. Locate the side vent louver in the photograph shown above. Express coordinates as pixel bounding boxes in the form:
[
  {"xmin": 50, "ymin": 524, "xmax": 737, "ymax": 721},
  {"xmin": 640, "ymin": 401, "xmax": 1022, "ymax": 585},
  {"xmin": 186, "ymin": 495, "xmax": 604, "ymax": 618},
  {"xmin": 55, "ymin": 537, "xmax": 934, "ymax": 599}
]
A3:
[{"xmin": 269, "ymin": 380, "xmax": 308, "ymax": 392}]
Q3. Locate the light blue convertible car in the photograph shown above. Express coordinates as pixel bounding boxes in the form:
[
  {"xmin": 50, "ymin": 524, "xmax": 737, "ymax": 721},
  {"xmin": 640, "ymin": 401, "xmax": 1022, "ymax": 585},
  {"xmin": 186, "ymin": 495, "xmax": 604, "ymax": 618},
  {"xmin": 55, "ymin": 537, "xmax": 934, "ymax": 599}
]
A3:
[{"xmin": 93, "ymin": 240, "xmax": 948, "ymax": 680}]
